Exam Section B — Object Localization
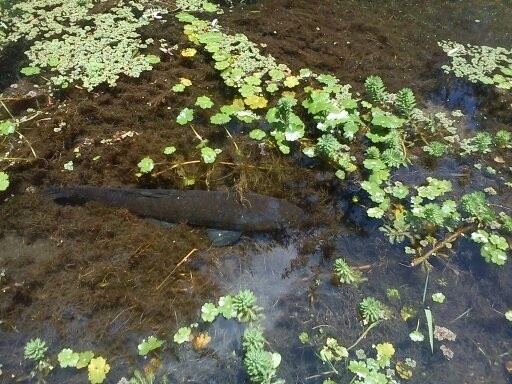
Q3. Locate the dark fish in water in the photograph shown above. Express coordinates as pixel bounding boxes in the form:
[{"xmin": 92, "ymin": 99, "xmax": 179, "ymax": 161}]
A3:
[{"xmin": 44, "ymin": 186, "xmax": 305, "ymax": 232}]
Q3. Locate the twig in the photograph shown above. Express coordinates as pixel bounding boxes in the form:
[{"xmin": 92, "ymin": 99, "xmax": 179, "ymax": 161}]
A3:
[
  {"xmin": 347, "ymin": 321, "xmax": 381, "ymax": 350},
  {"xmin": 411, "ymin": 224, "xmax": 476, "ymax": 267},
  {"xmin": 155, "ymin": 248, "xmax": 198, "ymax": 291}
]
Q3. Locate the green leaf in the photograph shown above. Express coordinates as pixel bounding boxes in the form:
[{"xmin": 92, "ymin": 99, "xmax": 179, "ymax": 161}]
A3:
[
  {"xmin": 283, "ymin": 75, "xmax": 300, "ymax": 88},
  {"xmin": 371, "ymin": 109, "xmax": 405, "ymax": 129},
  {"xmin": 58, "ymin": 348, "xmax": 80, "ymax": 368},
  {"xmin": 269, "ymin": 68, "xmax": 286, "ymax": 81},
  {"xmin": 20, "ymin": 66, "xmax": 41, "ymax": 76},
  {"xmin": 432, "ymin": 292, "xmax": 446, "ymax": 303},
  {"xmin": 76, "ymin": 351, "xmax": 94, "ymax": 369},
  {"xmin": 87, "ymin": 356, "xmax": 110, "ymax": 384},
  {"xmin": 299, "ymin": 332, "xmax": 309, "ymax": 344},
  {"xmin": 163, "ymin": 146, "xmax": 176, "ymax": 155},
  {"xmin": 145, "ymin": 55, "xmax": 161, "ymax": 64},
  {"xmin": 137, "ymin": 157, "xmax": 154, "ymax": 173},
  {"xmin": 138, "ymin": 336, "xmax": 164, "ymax": 356},
  {"xmin": 0, "ymin": 120, "xmax": 16, "ymax": 135},
  {"xmin": 48, "ymin": 57, "xmax": 59, "ymax": 67},
  {"xmin": 174, "ymin": 326, "xmax": 192, "ymax": 344},
  {"xmin": 201, "ymin": 302, "xmax": 219, "ymax": 322},
  {"xmin": 218, "ymin": 295, "xmax": 237, "ymax": 319},
  {"xmin": 266, "ymin": 83, "xmax": 279, "ymax": 93},
  {"xmin": 201, "ymin": 147, "xmax": 221, "ymax": 163},
  {"xmin": 210, "ymin": 113, "xmax": 231, "ymax": 125},
  {"xmin": 63, "ymin": 161, "xmax": 74, "ymax": 171},
  {"xmin": 367, "ymin": 206, "xmax": 385, "ymax": 218},
  {"xmin": 424, "ymin": 308, "xmax": 434, "ymax": 354},
  {"xmin": 171, "ymin": 83, "xmax": 186, "ymax": 92},
  {"xmin": 0, "ymin": 172, "xmax": 9, "ymax": 191},
  {"xmin": 409, "ymin": 330, "xmax": 424, "ymax": 342},
  {"xmin": 176, "ymin": 108, "xmax": 194, "ymax": 125},
  {"xmin": 249, "ymin": 129, "xmax": 266, "ymax": 140},
  {"xmin": 195, "ymin": 95, "xmax": 214, "ymax": 109}
]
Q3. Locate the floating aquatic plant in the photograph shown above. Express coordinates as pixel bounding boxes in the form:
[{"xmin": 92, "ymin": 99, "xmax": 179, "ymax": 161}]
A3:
[
  {"xmin": 233, "ymin": 289, "xmax": 263, "ymax": 322},
  {"xmin": 201, "ymin": 302, "xmax": 219, "ymax": 322},
  {"xmin": 439, "ymin": 40, "xmax": 512, "ymax": 90},
  {"xmin": 243, "ymin": 348, "xmax": 282, "ymax": 384},
  {"xmin": 333, "ymin": 258, "xmax": 367, "ymax": 286},
  {"xmin": 174, "ymin": 324, "xmax": 196, "ymax": 344},
  {"xmin": 87, "ymin": 356, "xmax": 110, "ymax": 384},
  {"xmin": 422, "ymin": 141, "xmax": 448, "ymax": 157},
  {"xmin": 0, "ymin": 171, "xmax": 9, "ymax": 191},
  {"xmin": 242, "ymin": 326, "xmax": 266, "ymax": 353},
  {"xmin": 319, "ymin": 337, "xmax": 348, "ymax": 363},
  {"xmin": 137, "ymin": 157, "xmax": 155, "ymax": 174},
  {"xmin": 24, "ymin": 338, "xmax": 48, "ymax": 362},
  {"xmin": 359, "ymin": 297, "xmax": 390, "ymax": 325},
  {"xmin": 138, "ymin": 336, "xmax": 164, "ymax": 356},
  {"xmin": 58, "ymin": 348, "xmax": 80, "ymax": 368}
]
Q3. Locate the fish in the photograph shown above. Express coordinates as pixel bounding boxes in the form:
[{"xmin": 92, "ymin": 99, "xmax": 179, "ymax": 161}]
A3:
[{"xmin": 44, "ymin": 186, "xmax": 305, "ymax": 244}]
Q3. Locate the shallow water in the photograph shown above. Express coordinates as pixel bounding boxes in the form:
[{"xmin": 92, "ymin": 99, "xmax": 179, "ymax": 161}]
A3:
[{"xmin": 0, "ymin": 0, "xmax": 511, "ymax": 383}]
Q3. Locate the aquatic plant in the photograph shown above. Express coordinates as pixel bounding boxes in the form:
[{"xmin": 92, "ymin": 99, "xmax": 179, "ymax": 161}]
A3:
[
  {"xmin": 178, "ymin": 11, "xmax": 291, "ymax": 101},
  {"xmin": 127, "ymin": 370, "xmax": 156, "ymax": 384},
  {"xmin": 137, "ymin": 336, "xmax": 164, "ymax": 356},
  {"xmin": 58, "ymin": 348, "xmax": 80, "ymax": 368},
  {"xmin": 243, "ymin": 348, "xmax": 283, "ymax": 384},
  {"xmin": 359, "ymin": 297, "xmax": 390, "ymax": 325},
  {"xmin": 364, "ymin": 75, "xmax": 388, "ymax": 103},
  {"xmin": 347, "ymin": 343, "xmax": 400, "ymax": 384},
  {"xmin": 176, "ymin": 108, "xmax": 195, "ymax": 125},
  {"xmin": 460, "ymin": 191, "xmax": 496, "ymax": 223},
  {"xmin": 494, "ymin": 130, "xmax": 511, "ymax": 148},
  {"xmin": 431, "ymin": 293, "xmax": 445, "ymax": 303},
  {"xmin": 243, "ymin": 326, "xmax": 266, "ymax": 352},
  {"xmin": 176, "ymin": 0, "xmax": 221, "ymax": 13},
  {"xmin": 422, "ymin": 141, "xmax": 447, "ymax": 157},
  {"xmin": 88, "ymin": 356, "xmax": 110, "ymax": 384},
  {"xmin": 266, "ymin": 95, "xmax": 305, "ymax": 154},
  {"xmin": 24, "ymin": 338, "xmax": 48, "ymax": 362},
  {"xmin": 0, "ymin": 171, "xmax": 9, "ymax": 191},
  {"xmin": 173, "ymin": 324, "xmax": 196, "ymax": 344},
  {"xmin": 3, "ymin": 0, "xmax": 162, "ymax": 90},
  {"xmin": 319, "ymin": 337, "xmax": 348, "ymax": 363},
  {"xmin": 233, "ymin": 289, "xmax": 263, "ymax": 322},
  {"xmin": 333, "ymin": 258, "xmax": 367, "ymax": 285},
  {"xmin": 471, "ymin": 229, "xmax": 509, "ymax": 265},
  {"xmin": 137, "ymin": 157, "xmax": 155, "ymax": 174},
  {"xmin": 395, "ymin": 88, "xmax": 416, "ymax": 117},
  {"xmin": 439, "ymin": 40, "xmax": 512, "ymax": 90},
  {"xmin": 200, "ymin": 302, "xmax": 219, "ymax": 322}
]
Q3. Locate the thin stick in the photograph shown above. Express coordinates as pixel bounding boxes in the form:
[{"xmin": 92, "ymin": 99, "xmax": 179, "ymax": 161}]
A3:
[
  {"xmin": 155, "ymin": 248, "xmax": 198, "ymax": 291},
  {"xmin": 411, "ymin": 224, "xmax": 476, "ymax": 267}
]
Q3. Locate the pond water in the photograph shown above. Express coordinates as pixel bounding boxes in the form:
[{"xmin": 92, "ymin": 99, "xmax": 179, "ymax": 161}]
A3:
[{"xmin": 0, "ymin": 0, "xmax": 511, "ymax": 383}]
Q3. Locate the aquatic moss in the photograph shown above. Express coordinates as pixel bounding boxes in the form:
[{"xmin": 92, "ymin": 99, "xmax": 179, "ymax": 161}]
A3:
[
  {"xmin": 2, "ymin": 0, "xmax": 161, "ymax": 90},
  {"xmin": 439, "ymin": 40, "xmax": 512, "ymax": 90}
]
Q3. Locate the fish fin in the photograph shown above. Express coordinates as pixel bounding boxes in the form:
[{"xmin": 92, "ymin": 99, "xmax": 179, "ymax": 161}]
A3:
[{"xmin": 206, "ymin": 229, "xmax": 242, "ymax": 246}]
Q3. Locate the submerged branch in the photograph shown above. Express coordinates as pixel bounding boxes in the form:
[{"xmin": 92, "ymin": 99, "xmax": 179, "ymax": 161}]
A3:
[{"xmin": 411, "ymin": 223, "xmax": 477, "ymax": 267}]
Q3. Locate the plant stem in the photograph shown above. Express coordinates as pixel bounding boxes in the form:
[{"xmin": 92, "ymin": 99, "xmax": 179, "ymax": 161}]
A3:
[{"xmin": 411, "ymin": 223, "xmax": 476, "ymax": 267}]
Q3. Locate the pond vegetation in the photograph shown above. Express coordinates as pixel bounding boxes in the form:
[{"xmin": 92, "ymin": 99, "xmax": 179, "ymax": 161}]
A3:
[{"xmin": 0, "ymin": 0, "xmax": 511, "ymax": 383}]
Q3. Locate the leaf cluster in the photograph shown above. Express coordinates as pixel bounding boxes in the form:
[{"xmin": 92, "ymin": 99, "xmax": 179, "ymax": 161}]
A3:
[
  {"xmin": 439, "ymin": 40, "xmax": 512, "ymax": 90},
  {"xmin": 3, "ymin": 0, "xmax": 161, "ymax": 90}
]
